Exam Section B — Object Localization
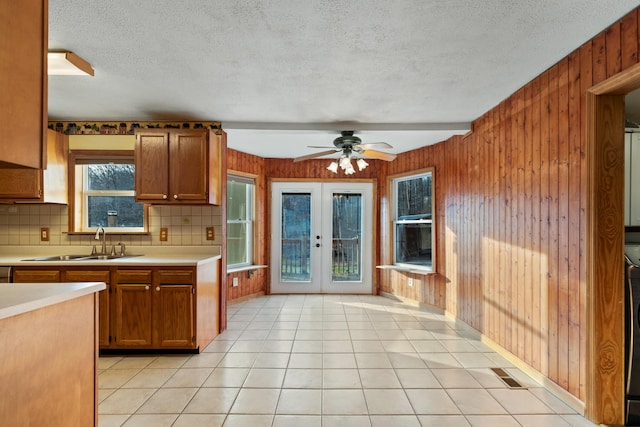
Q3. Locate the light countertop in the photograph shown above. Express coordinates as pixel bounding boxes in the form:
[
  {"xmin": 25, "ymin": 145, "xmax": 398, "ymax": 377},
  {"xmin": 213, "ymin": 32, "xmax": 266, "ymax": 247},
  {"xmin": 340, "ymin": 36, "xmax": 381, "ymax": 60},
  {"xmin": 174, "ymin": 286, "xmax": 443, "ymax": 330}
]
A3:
[
  {"xmin": 0, "ymin": 246, "xmax": 221, "ymax": 267},
  {"xmin": 0, "ymin": 282, "xmax": 106, "ymax": 320}
]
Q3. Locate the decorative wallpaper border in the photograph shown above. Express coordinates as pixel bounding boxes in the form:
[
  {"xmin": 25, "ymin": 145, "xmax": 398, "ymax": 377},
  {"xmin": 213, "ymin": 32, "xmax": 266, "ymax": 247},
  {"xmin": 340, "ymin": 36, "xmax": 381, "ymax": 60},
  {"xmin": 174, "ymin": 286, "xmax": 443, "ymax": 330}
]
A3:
[{"xmin": 47, "ymin": 121, "xmax": 222, "ymax": 135}]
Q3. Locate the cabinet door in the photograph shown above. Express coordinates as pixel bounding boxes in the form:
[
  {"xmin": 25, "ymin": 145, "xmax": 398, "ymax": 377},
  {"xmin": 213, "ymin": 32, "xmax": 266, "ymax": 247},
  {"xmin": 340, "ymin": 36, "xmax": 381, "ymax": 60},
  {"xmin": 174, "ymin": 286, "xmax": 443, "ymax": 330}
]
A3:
[
  {"xmin": 0, "ymin": 0, "xmax": 46, "ymax": 169},
  {"xmin": 114, "ymin": 284, "xmax": 153, "ymax": 347},
  {"xmin": 12, "ymin": 269, "xmax": 60, "ymax": 283},
  {"xmin": 135, "ymin": 131, "xmax": 170, "ymax": 201},
  {"xmin": 0, "ymin": 169, "xmax": 41, "ymax": 199},
  {"xmin": 0, "ymin": 130, "xmax": 68, "ymax": 202},
  {"xmin": 65, "ymin": 270, "xmax": 110, "ymax": 347},
  {"xmin": 170, "ymin": 131, "xmax": 208, "ymax": 202},
  {"xmin": 154, "ymin": 284, "xmax": 194, "ymax": 348}
]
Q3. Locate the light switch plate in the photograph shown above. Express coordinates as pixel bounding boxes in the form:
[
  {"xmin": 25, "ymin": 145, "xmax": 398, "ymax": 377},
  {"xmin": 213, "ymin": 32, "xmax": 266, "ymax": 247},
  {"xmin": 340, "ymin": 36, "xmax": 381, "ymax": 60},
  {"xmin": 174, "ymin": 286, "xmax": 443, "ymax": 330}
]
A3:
[{"xmin": 160, "ymin": 227, "xmax": 168, "ymax": 241}]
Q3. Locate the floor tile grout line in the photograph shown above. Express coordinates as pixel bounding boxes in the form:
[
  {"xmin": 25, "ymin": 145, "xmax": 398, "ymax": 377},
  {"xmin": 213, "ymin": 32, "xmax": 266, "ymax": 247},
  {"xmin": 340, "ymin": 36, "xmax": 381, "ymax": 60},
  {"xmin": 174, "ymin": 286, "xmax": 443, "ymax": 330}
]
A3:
[{"xmin": 97, "ymin": 294, "xmax": 594, "ymax": 425}]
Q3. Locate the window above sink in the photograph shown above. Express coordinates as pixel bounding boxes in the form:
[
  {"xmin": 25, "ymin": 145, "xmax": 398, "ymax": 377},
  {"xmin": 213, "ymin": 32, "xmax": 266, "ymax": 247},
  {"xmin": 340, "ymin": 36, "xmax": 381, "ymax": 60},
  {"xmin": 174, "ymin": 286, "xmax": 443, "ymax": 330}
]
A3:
[{"xmin": 69, "ymin": 150, "xmax": 149, "ymax": 235}]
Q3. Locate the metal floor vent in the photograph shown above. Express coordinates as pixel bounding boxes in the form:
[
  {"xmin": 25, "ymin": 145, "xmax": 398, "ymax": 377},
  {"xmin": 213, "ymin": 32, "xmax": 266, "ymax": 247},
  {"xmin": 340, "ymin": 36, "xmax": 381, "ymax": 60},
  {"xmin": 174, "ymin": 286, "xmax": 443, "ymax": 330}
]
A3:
[{"xmin": 491, "ymin": 368, "xmax": 526, "ymax": 389}]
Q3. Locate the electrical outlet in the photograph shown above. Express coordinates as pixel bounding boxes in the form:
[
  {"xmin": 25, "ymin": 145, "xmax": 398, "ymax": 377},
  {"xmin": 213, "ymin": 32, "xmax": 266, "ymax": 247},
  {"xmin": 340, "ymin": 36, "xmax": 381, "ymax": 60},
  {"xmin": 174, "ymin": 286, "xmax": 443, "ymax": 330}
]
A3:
[
  {"xmin": 160, "ymin": 227, "xmax": 168, "ymax": 241},
  {"xmin": 408, "ymin": 277, "xmax": 414, "ymax": 287},
  {"xmin": 232, "ymin": 277, "xmax": 239, "ymax": 287},
  {"xmin": 206, "ymin": 227, "xmax": 215, "ymax": 240},
  {"xmin": 40, "ymin": 227, "xmax": 49, "ymax": 241},
  {"xmin": 182, "ymin": 217, "xmax": 190, "ymax": 225}
]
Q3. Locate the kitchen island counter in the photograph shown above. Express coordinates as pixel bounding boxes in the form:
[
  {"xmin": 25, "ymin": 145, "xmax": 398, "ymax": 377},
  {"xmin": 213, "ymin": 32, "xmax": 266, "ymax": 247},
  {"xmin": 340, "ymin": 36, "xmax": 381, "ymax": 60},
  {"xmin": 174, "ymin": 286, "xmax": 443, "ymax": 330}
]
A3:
[
  {"xmin": 0, "ymin": 281, "xmax": 105, "ymax": 319},
  {"xmin": 0, "ymin": 281, "xmax": 104, "ymax": 426}
]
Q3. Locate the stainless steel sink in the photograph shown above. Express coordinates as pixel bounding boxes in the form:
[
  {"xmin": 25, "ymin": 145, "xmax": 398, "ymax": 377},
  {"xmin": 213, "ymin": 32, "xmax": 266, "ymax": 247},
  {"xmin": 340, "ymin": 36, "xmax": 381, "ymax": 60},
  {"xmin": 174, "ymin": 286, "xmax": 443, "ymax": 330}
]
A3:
[
  {"xmin": 81, "ymin": 254, "xmax": 140, "ymax": 260},
  {"xmin": 23, "ymin": 254, "xmax": 140, "ymax": 261},
  {"xmin": 24, "ymin": 255, "xmax": 89, "ymax": 261}
]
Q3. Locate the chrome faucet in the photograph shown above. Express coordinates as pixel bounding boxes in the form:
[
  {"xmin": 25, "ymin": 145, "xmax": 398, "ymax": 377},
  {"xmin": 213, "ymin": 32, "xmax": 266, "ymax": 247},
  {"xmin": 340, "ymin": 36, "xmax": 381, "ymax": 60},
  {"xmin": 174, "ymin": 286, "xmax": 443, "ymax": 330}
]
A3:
[
  {"xmin": 94, "ymin": 227, "xmax": 107, "ymax": 254},
  {"xmin": 111, "ymin": 242, "xmax": 126, "ymax": 257}
]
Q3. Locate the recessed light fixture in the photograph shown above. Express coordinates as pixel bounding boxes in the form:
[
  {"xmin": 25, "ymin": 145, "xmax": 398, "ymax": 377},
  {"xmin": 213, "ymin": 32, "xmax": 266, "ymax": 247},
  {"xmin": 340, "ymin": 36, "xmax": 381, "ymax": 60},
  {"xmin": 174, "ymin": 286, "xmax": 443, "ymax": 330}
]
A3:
[{"xmin": 47, "ymin": 51, "xmax": 94, "ymax": 76}]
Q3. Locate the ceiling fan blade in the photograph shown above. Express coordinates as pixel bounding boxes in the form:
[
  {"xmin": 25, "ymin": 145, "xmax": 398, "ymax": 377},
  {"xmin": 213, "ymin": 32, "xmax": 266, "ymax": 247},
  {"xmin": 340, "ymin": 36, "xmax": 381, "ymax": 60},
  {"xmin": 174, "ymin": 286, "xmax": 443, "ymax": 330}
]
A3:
[
  {"xmin": 293, "ymin": 149, "xmax": 339, "ymax": 162},
  {"xmin": 361, "ymin": 149, "xmax": 397, "ymax": 161},
  {"xmin": 358, "ymin": 142, "xmax": 393, "ymax": 150},
  {"xmin": 307, "ymin": 145, "xmax": 336, "ymax": 149}
]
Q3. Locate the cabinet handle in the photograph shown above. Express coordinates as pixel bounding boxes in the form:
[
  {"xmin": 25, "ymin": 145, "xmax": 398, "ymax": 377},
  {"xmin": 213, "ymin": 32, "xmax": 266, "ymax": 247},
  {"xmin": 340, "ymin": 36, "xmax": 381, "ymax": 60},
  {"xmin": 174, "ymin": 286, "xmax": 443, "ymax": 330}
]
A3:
[
  {"xmin": 162, "ymin": 194, "xmax": 168, "ymax": 199},
  {"xmin": 145, "ymin": 285, "xmax": 150, "ymax": 290},
  {"xmin": 156, "ymin": 286, "xmax": 160, "ymax": 291},
  {"xmin": 173, "ymin": 194, "xmax": 178, "ymax": 199}
]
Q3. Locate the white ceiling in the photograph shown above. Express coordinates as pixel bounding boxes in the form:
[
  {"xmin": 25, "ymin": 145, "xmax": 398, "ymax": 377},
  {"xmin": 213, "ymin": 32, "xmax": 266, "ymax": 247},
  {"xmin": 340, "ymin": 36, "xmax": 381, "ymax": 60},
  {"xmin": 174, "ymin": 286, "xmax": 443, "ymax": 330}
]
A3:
[{"xmin": 48, "ymin": 1, "xmax": 640, "ymax": 158}]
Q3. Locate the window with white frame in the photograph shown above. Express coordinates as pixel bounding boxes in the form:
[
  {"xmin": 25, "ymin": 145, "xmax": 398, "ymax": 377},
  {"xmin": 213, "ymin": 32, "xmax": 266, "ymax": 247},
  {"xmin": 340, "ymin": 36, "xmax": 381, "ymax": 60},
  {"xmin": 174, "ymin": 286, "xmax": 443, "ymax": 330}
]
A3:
[
  {"xmin": 393, "ymin": 170, "xmax": 434, "ymax": 271},
  {"xmin": 70, "ymin": 151, "xmax": 146, "ymax": 233},
  {"xmin": 227, "ymin": 174, "xmax": 254, "ymax": 268}
]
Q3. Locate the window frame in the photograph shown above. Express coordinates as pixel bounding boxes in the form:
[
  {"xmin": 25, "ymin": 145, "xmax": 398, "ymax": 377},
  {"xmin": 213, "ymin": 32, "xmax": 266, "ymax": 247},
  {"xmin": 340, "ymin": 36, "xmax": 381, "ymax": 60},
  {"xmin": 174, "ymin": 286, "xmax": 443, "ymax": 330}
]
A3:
[
  {"xmin": 226, "ymin": 172, "xmax": 256, "ymax": 269},
  {"xmin": 390, "ymin": 168, "xmax": 435, "ymax": 272},
  {"xmin": 68, "ymin": 150, "xmax": 149, "ymax": 234}
]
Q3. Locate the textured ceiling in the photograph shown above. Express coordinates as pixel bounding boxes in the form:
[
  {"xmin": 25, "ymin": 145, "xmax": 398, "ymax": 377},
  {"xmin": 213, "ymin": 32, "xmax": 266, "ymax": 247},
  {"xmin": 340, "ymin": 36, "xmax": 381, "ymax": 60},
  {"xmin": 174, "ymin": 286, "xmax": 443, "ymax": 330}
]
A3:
[{"xmin": 48, "ymin": 1, "xmax": 640, "ymax": 158}]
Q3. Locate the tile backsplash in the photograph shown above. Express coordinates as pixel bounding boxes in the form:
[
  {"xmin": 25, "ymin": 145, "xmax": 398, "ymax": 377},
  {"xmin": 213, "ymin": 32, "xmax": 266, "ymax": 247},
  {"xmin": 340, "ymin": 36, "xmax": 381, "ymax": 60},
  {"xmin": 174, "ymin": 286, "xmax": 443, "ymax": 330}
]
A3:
[{"xmin": 0, "ymin": 204, "xmax": 222, "ymax": 247}]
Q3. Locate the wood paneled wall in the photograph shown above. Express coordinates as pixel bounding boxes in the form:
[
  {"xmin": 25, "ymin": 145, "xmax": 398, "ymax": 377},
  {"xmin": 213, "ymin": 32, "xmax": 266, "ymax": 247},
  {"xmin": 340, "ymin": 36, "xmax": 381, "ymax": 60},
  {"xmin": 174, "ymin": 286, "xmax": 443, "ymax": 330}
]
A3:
[
  {"xmin": 226, "ymin": 148, "xmax": 268, "ymax": 300},
  {"xmin": 376, "ymin": 8, "xmax": 639, "ymax": 414}
]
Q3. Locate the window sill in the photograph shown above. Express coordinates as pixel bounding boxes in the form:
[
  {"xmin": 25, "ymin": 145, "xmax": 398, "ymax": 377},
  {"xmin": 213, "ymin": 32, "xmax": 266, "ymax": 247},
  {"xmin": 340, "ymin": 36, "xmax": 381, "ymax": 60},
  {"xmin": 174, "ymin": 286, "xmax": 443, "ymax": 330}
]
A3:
[
  {"xmin": 227, "ymin": 265, "xmax": 268, "ymax": 274},
  {"xmin": 376, "ymin": 265, "xmax": 436, "ymax": 276}
]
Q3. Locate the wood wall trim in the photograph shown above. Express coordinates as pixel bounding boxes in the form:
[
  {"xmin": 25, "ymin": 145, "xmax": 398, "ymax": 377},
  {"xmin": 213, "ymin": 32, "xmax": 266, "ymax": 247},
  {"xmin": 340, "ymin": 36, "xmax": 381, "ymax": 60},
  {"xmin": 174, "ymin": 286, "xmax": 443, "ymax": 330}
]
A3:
[
  {"xmin": 589, "ymin": 60, "xmax": 640, "ymax": 95},
  {"xmin": 585, "ymin": 93, "xmax": 626, "ymax": 423}
]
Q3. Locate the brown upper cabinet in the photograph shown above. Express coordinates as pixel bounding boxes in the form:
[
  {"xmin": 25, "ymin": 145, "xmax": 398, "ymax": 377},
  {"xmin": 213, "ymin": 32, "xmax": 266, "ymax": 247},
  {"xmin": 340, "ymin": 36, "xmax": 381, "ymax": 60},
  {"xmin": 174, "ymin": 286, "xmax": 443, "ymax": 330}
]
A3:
[
  {"xmin": 0, "ymin": 0, "xmax": 47, "ymax": 169},
  {"xmin": 134, "ymin": 129, "xmax": 222, "ymax": 205},
  {"xmin": 0, "ymin": 129, "xmax": 68, "ymax": 203}
]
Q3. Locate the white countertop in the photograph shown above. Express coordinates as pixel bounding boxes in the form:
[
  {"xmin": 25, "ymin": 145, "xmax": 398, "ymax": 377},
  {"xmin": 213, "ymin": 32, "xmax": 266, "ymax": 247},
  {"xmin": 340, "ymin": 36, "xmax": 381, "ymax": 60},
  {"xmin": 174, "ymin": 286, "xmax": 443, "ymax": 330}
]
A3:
[
  {"xmin": 0, "ymin": 246, "xmax": 221, "ymax": 267},
  {"xmin": 0, "ymin": 282, "xmax": 106, "ymax": 320}
]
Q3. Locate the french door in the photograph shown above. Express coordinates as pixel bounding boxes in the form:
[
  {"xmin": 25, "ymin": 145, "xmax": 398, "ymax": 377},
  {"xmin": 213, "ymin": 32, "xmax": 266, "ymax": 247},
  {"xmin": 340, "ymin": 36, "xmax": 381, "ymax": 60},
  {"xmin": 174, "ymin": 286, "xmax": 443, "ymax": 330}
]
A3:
[{"xmin": 270, "ymin": 182, "xmax": 373, "ymax": 294}]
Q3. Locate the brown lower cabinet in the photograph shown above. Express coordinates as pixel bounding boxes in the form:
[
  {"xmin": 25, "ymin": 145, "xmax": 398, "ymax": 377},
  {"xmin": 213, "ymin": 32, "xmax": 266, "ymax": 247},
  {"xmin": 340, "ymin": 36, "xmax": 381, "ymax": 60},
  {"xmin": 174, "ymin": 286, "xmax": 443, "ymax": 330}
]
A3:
[
  {"xmin": 113, "ymin": 269, "xmax": 195, "ymax": 349},
  {"xmin": 12, "ymin": 260, "xmax": 219, "ymax": 352}
]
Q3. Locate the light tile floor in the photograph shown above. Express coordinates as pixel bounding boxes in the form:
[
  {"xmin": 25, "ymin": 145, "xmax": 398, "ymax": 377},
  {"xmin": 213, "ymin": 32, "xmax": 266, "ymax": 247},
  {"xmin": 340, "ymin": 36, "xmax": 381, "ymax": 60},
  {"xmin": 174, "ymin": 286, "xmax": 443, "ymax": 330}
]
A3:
[{"xmin": 98, "ymin": 294, "xmax": 599, "ymax": 427}]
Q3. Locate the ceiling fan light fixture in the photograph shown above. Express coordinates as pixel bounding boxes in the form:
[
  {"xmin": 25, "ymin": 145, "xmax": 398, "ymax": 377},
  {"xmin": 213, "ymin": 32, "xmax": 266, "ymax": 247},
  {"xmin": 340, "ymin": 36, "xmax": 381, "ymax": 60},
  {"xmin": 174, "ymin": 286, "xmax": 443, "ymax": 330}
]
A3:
[
  {"xmin": 356, "ymin": 158, "xmax": 368, "ymax": 171},
  {"xmin": 339, "ymin": 156, "xmax": 352, "ymax": 170},
  {"xmin": 327, "ymin": 161, "xmax": 339, "ymax": 173},
  {"xmin": 345, "ymin": 163, "xmax": 356, "ymax": 175}
]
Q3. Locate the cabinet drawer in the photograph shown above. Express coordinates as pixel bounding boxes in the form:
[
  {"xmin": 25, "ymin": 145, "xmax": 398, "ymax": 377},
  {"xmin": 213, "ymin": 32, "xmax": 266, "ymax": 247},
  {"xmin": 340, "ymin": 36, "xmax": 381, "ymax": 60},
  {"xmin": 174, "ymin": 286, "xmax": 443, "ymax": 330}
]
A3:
[
  {"xmin": 65, "ymin": 270, "xmax": 110, "ymax": 283},
  {"xmin": 115, "ymin": 270, "xmax": 152, "ymax": 283},
  {"xmin": 13, "ymin": 270, "xmax": 61, "ymax": 283},
  {"xmin": 157, "ymin": 270, "xmax": 193, "ymax": 284}
]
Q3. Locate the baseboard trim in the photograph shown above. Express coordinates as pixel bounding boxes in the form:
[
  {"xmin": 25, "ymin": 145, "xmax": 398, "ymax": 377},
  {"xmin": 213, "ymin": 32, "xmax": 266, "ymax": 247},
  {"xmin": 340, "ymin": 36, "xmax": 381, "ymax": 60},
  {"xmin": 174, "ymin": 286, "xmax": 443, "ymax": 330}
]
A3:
[
  {"xmin": 379, "ymin": 291, "xmax": 445, "ymax": 314},
  {"xmin": 443, "ymin": 310, "xmax": 586, "ymax": 415},
  {"xmin": 228, "ymin": 291, "xmax": 266, "ymax": 305}
]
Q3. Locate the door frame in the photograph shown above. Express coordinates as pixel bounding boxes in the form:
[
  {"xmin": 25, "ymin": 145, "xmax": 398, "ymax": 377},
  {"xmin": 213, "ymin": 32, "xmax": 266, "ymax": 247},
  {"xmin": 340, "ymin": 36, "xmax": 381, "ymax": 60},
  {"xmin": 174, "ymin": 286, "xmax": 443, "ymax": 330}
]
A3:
[
  {"xmin": 268, "ymin": 178, "xmax": 377, "ymax": 295},
  {"xmin": 586, "ymin": 61, "xmax": 640, "ymax": 422}
]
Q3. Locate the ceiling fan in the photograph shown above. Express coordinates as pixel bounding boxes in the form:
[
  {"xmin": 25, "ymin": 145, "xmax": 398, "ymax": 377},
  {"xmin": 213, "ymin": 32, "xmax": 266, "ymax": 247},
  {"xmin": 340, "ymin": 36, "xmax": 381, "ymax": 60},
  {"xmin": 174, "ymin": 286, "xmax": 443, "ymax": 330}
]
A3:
[{"xmin": 293, "ymin": 131, "xmax": 397, "ymax": 172}]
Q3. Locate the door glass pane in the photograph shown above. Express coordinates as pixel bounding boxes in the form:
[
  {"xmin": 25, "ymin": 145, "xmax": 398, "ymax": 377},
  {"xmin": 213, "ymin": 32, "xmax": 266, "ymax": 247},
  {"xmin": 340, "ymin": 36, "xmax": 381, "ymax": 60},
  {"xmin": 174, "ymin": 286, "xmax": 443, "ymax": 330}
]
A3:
[
  {"xmin": 332, "ymin": 193, "xmax": 362, "ymax": 282},
  {"xmin": 281, "ymin": 193, "xmax": 311, "ymax": 282}
]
